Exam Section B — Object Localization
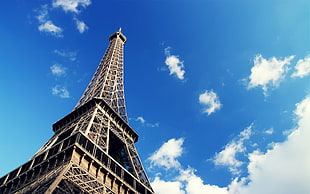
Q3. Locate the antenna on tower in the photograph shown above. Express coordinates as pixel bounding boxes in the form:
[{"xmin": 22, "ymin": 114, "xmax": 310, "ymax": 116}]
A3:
[{"xmin": 118, "ymin": 27, "xmax": 122, "ymax": 32}]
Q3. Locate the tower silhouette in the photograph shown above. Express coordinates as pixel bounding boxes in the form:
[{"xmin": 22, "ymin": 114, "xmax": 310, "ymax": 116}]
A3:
[{"xmin": 0, "ymin": 29, "xmax": 154, "ymax": 194}]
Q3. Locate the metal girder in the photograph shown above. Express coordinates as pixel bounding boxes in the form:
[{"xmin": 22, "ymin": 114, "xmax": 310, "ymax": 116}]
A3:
[
  {"xmin": 75, "ymin": 30, "xmax": 128, "ymax": 122},
  {"xmin": 0, "ymin": 29, "xmax": 154, "ymax": 193},
  {"xmin": 63, "ymin": 163, "xmax": 106, "ymax": 193}
]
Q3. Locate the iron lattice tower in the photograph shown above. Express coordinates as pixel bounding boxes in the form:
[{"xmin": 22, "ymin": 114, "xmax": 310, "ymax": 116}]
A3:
[
  {"xmin": 75, "ymin": 29, "xmax": 127, "ymax": 121},
  {"xmin": 0, "ymin": 29, "xmax": 154, "ymax": 194}
]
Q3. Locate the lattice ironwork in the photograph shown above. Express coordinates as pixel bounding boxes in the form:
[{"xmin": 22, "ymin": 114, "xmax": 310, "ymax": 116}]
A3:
[
  {"xmin": 63, "ymin": 163, "xmax": 106, "ymax": 193},
  {"xmin": 75, "ymin": 28, "xmax": 128, "ymax": 122},
  {"xmin": 0, "ymin": 29, "xmax": 154, "ymax": 194}
]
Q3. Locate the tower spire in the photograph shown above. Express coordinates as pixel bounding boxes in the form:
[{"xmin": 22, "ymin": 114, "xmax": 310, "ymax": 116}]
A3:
[{"xmin": 75, "ymin": 29, "xmax": 128, "ymax": 121}]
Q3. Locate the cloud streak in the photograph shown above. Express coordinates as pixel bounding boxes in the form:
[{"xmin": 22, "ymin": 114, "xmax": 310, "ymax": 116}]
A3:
[
  {"xmin": 54, "ymin": 49, "xmax": 77, "ymax": 61},
  {"xmin": 136, "ymin": 116, "xmax": 159, "ymax": 127},
  {"xmin": 213, "ymin": 124, "xmax": 252, "ymax": 175}
]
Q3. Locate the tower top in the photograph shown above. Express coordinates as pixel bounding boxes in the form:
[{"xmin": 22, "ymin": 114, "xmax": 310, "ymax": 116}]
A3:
[
  {"xmin": 75, "ymin": 29, "xmax": 128, "ymax": 121},
  {"xmin": 109, "ymin": 28, "xmax": 126, "ymax": 43}
]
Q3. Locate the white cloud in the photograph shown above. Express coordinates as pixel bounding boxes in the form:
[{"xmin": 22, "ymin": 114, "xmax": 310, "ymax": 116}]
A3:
[
  {"xmin": 151, "ymin": 168, "xmax": 229, "ymax": 194},
  {"xmin": 229, "ymin": 95, "xmax": 310, "ymax": 194},
  {"xmin": 150, "ymin": 139, "xmax": 229, "ymax": 194},
  {"xmin": 151, "ymin": 176, "xmax": 185, "ymax": 194},
  {"xmin": 291, "ymin": 55, "xmax": 310, "ymax": 78},
  {"xmin": 213, "ymin": 124, "xmax": 252, "ymax": 175},
  {"xmin": 214, "ymin": 142, "xmax": 244, "ymax": 174},
  {"xmin": 54, "ymin": 49, "xmax": 77, "ymax": 61},
  {"xmin": 266, "ymin": 142, "xmax": 278, "ymax": 149},
  {"xmin": 52, "ymin": 85, "xmax": 70, "ymax": 98},
  {"xmin": 178, "ymin": 168, "xmax": 228, "ymax": 194},
  {"xmin": 36, "ymin": 4, "xmax": 48, "ymax": 23},
  {"xmin": 164, "ymin": 47, "xmax": 185, "ymax": 80},
  {"xmin": 148, "ymin": 122, "xmax": 160, "ymax": 128},
  {"xmin": 136, "ymin": 116, "xmax": 146, "ymax": 124},
  {"xmin": 36, "ymin": 1, "xmax": 92, "ymax": 36},
  {"xmin": 36, "ymin": 1, "xmax": 91, "ymax": 36},
  {"xmin": 199, "ymin": 90, "xmax": 222, "ymax": 116},
  {"xmin": 75, "ymin": 18, "xmax": 88, "ymax": 33},
  {"xmin": 53, "ymin": 0, "xmax": 91, "ymax": 13},
  {"xmin": 164, "ymin": 46, "xmax": 171, "ymax": 56},
  {"xmin": 294, "ymin": 95, "xmax": 310, "ymax": 118},
  {"xmin": 50, "ymin": 64, "xmax": 66, "ymax": 76},
  {"xmin": 36, "ymin": 5, "xmax": 63, "ymax": 37},
  {"xmin": 38, "ymin": 21, "xmax": 63, "ymax": 37},
  {"xmin": 247, "ymin": 54, "xmax": 295, "ymax": 96},
  {"xmin": 148, "ymin": 138, "xmax": 184, "ymax": 170},
  {"xmin": 134, "ymin": 116, "xmax": 159, "ymax": 127},
  {"xmin": 149, "ymin": 95, "xmax": 310, "ymax": 194},
  {"xmin": 264, "ymin": 128, "xmax": 274, "ymax": 134}
]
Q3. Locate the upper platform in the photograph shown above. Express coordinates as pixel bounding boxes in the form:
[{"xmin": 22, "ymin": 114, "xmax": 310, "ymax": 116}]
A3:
[
  {"xmin": 109, "ymin": 28, "xmax": 126, "ymax": 43},
  {"xmin": 53, "ymin": 97, "xmax": 139, "ymax": 142}
]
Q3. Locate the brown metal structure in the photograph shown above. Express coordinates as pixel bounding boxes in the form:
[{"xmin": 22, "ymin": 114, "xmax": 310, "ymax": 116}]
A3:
[{"xmin": 0, "ymin": 29, "xmax": 154, "ymax": 194}]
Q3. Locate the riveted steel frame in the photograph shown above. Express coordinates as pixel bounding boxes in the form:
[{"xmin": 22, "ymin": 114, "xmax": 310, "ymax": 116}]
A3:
[
  {"xmin": 75, "ymin": 30, "xmax": 128, "ymax": 121},
  {"xmin": 0, "ymin": 30, "xmax": 154, "ymax": 193}
]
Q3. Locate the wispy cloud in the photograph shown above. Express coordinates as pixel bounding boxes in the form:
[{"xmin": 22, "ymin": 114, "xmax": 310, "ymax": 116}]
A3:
[
  {"xmin": 151, "ymin": 176, "xmax": 184, "ymax": 194},
  {"xmin": 50, "ymin": 64, "xmax": 66, "ymax": 76},
  {"xmin": 213, "ymin": 124, "xmax": 252, "ymax": 175},
  {"xmin": 136, "ymin": 116, "xmax": 146, "ymax": 124},
  {"xmin": 247, "ymin": 54, "xmax": 294, "ymax": 96},
  {"xmin": 38, "ymin": 21, "xmax": 63, "ymax": 37},
  {"xmin": 177, "ymin": 168, "xmax": 228, "ymax": 194},
  {"xmin": 264, "ymin": 128, "xmax": 274, "ymax": 135},
  {"xmin": 36, "ymin": 0, "xmax": 91, "ymax": 36},
  {"xmin": 230, "ymin": 95, "xmax": 310, "ymax": 194},
  {"xmin": 52, "ymin": 85, "xmax": 70, "ymax": 98},
  {"xmin": 291, "ymin": 55, "xmax": 310, "ymax": 78},
  {"xmin": 74, "ymin": 18, "xmax": 88, "ymax": 33},
  {"xmin": 148, "ymin": 138, "xmax": 184, "ymax": 170},
  {"xmin": 52, "ymin": 0, "xmax": 92, "ymax": 13},
  {"xmin": 150, "ymin": 95, "xmax": 310, "ymax": 194},
  {"xmin": 148, "ymin": 123, "xmax": 159, "ymax": 128},
  {"xmin": 36, "ymin": 4, "xmax": 48, "ymax": 23},
  {"xmin": 164, "ymin": 47, "xmax": 185, "ymax": 80},
  {"xmin": 36, "ymin": 5, "xmax": 63, "ymax": 37},
  {"xmin": 133, "ymin": 116, "xmax": 159, "ymax": 127},
  {"xmin": 199, "ymin": 90, "xmax": 222, "ymax": 116},
  {"xmin": 152, "ymin": 167, "xmax": 229, "ymax": 194},
  {"xmin": 149, "ymin": 138, "xmax": 229, "ymax": 194},
  {"xmin": 54, "ymin": 49, "xmax": 77, "ymax": 61}
]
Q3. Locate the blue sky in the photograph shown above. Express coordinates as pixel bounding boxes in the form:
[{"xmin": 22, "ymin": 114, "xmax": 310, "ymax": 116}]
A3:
[{"xmin": 0, "ymin": 0, "xmax": 309, "ymax": 193}]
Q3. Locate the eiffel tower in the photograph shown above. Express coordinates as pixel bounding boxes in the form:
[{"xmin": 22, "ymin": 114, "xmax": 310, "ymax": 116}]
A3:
[{"xmin": 0, "ymin": 29, "xmax": 154, "ymax": 194}]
